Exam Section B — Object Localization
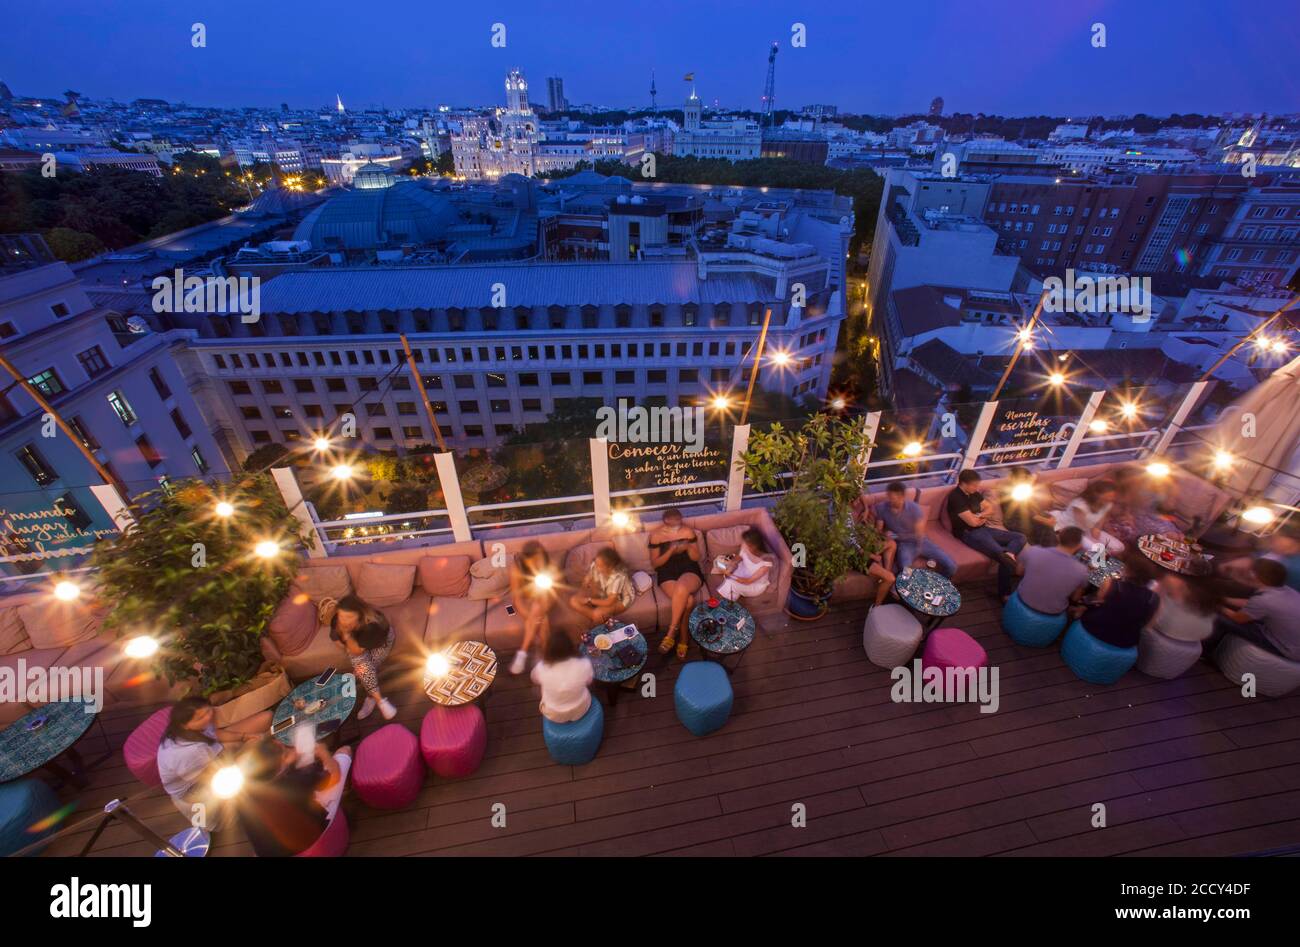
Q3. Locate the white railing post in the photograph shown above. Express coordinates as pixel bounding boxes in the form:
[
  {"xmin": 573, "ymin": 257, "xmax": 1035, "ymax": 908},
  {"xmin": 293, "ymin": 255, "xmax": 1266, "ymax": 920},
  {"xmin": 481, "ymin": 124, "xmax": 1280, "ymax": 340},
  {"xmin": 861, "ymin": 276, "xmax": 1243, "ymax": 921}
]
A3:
[
  {"xmin": 1152, "ymin": 381, "xmax": 1210, "ymax": 457},
  {"xmin": 960, "ymin": 401, "xmax": 1000, "ymax": 471},
  {"xmin": 270, "ymin": 467, "xmax": 327, "ymax": 558},
  {"xmin": 725, "ymin": 423, "xmax": 751, "ymax": 513},
  {"xmin": 89, "ymin": 483, "xmax": 136, "ymax": 533},
  {"xmin": 1058, "ymin": 390, "xmax": 1105, "ymax": 470},
  {"xmin": 590, "ymin": 437, "xmax": 611, "ymax": 526},
  {"xmin": 433, "ymin": 451, "xmax": 473, "ymax": 543},
  {"xmin": 856, "ymin": 410, "xmax": 883, "ymax": 481}
]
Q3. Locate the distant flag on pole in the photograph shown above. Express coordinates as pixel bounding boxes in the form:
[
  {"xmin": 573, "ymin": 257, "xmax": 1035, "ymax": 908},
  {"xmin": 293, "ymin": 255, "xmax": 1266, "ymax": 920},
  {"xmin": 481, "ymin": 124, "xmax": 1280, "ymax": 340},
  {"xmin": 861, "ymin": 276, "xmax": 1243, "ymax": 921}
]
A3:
[{"xmin": 684, "ymin": 73, "xmax": 694, "ymax": 82}]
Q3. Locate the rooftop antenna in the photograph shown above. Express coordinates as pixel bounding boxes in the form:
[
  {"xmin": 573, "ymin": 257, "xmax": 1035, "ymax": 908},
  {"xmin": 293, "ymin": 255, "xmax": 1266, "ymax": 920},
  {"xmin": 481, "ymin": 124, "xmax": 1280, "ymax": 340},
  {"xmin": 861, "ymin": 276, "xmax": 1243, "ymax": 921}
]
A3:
[
  {"xmin": 650, "ymin": 70, "xmax": 657, "ymax": 115},
  {"xmin": 762, "ymin": 41, "xmax": 778, "ymax": 127}
]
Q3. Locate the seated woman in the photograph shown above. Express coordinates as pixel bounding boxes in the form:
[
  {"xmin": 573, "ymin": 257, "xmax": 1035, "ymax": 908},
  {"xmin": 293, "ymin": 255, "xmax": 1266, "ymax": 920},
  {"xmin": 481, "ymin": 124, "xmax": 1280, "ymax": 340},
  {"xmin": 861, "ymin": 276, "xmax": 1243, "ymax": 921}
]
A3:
[
  {"xmin": 1151, "ymin": 572, "xmax": 1219, "ymax": 643},
  {"xmin": 531, "ymin": 629, "xmax": 595, "ymax": 723},
  {"xmin": 1056, "ymin": 480, "xmax": 1125, "ymax": 556},
  {"xmin": 1106, "ymin": 466, "xmax": 1181, "ymax": 545},
  {"xmin": 716, "ymin": 528, "xmax": 775, "ymax": 603},
  {"xmin": 157, "ymin": 697, "xmax": 272, "ymax": 826},
  {"xmin": 569, "ymin": 548, "xmax": 636, "ymax": 626},
  {"xmin": 330, "ymin": 594, "xmax": 397, "ymax": 720},
  {"xmin": 1078, "ymin": 550, "xmax": 1161, "ymax": 650},
  {"xmin": 235, "ymin": 737, "xmax": 352, "ymax": 857},
  {"xmin": 650, "ymin": 509, "xmax": 705, "ymax": 659},
  {"xmin": 1000, "ymin": 467, "xmax": 1058, "ymax": 547},
  {"xmin": 507, "ymin": 541, "xmax": 557, "ymax": 675}
]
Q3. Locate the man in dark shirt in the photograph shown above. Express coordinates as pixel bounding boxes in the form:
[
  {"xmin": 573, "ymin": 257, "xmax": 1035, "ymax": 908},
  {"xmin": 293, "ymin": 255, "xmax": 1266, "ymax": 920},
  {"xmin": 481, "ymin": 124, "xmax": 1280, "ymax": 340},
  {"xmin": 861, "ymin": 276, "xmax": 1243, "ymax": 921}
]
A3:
[{"xmin": 946, "ymin": 469, "xmax": 1027, "ymax": 600}]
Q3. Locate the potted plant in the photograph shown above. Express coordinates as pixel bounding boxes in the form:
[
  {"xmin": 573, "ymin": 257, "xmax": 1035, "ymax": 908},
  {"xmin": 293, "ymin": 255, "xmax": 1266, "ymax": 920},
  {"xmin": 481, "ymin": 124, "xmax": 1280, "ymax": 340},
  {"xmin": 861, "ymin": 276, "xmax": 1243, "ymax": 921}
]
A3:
[
  {"xmin": 90, "ymin": 474, "xmax": 307, "ymax": 696},
  {"xmin": 741, "ymin": 413, "xmax": 883, "ymax": 619}
]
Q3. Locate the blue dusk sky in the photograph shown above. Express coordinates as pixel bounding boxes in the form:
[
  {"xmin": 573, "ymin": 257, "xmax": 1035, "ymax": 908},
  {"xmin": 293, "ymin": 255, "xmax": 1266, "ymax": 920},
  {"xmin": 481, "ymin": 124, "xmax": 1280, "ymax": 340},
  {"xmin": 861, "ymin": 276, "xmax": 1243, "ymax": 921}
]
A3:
[{"xmin": 2, "ymin": 0, "xmax": 1297, "ymax": 115}]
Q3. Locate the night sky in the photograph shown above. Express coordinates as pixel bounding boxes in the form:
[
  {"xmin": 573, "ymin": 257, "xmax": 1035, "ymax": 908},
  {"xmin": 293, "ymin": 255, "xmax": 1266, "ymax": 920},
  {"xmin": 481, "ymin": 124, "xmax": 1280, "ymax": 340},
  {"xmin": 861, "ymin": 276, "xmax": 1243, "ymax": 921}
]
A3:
[{"xmin": 3, "ymin": 0, "xmax": 1298, "ymax": 116}]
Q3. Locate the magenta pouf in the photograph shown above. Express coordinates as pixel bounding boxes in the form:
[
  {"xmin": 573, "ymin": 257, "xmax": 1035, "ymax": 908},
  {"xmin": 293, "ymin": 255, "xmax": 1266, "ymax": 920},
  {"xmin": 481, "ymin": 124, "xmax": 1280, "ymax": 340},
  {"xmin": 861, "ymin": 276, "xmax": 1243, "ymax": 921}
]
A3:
[
  {"xmin": 353, "ymin": 724, "xmax": 423, "ymax": 809},
  {"xmin": 296, "ymin": 810, "xmax": 350, "ymax": 857},
  {"xmin": 920, "ymin": 628, "xmax": 988, "ymax": 700},
  {"xmin": 420, "ymin": 705, "xmax": 487, "ymax": 778},
  {"xmin": 122, "ymin": 707, "xmax": 172, "ymax": 787}
]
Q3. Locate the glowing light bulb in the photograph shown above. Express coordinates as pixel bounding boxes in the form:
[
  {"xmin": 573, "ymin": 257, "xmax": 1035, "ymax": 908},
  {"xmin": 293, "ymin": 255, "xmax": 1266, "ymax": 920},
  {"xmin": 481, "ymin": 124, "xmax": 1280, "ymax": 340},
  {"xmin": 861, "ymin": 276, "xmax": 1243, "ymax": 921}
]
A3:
[
  {"xmin": 1212, "ymin": 450, "xmax": 1234, "ymax": 470},
  {"xmin": 902, "ymin": 441, "xmax": 923, "ymax": 457},
  {"xmin": 1120, "ymin": 402, "xmax": 1139, "ymax": 420},
  {"xmin": 330, "ymin": 464, "xmax": 354, "ymax": 481},
  {"xmin": 1146, "ymin": 462, "xmax": 1171, "ymax": 478},
  {"xmin": 313, "ymin": 437, "xmax": 332, "ymax": 452},
  {"xmin": 211, "ymin": 765, "xmax": 244, "ymax": 799},
  {"xmin": 769, "ymin": 351, "xmax": 791, "ymax": 367},
  {"xmin": 1048, "ymin": 371, "xmax": 1066, "ymax": 386},
  {"xmin": 830, "ymin": 397, "xmax": 847, "ymax": 411},
  {"xmin": 254, "ymin": 540, "xmax": 280, "ymax": 559},
  {"xmin": 214, "ymin": 501, "xmax": 235, "ymax": 518},
  {"xmin": 532, "ymin": 573, "xmax": 554, "ymax": 591},
  {"xmin": 124, "ymin": 635, "xmax": 160, "ymax": 659},
  {"xmin": 425, "ymin": 653, "xmax": 450, "ymax": 678},
  {"xmin": 53, "ymin": 581, "xmax": 81, "ymax": 602},
  {"xmin": 710, "ymin": 396, "xmax": 731, "ymax": 411},
  {"xmin": 610, "ymin": 511, "xmax": 630, "ymax": 528},
  {"xmin": 1088, "ymin": 419, "xmax": 1109, "ymax": 433},
  {"xmin": 1010, "ymin": 483, "xmax": 1033, "ymax": 502},
  {"xmin": 1242, "ymin": 506, "xmax": 1275, "ymax": 525}
]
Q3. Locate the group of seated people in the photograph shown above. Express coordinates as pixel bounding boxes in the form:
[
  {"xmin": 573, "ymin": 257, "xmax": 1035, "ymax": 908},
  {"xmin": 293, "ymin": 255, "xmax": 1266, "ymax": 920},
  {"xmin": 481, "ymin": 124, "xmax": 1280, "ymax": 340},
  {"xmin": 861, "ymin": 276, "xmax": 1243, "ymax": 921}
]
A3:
[{"xmin": 506, "ymin": 509, "xmax": 775, "ymax": 674}]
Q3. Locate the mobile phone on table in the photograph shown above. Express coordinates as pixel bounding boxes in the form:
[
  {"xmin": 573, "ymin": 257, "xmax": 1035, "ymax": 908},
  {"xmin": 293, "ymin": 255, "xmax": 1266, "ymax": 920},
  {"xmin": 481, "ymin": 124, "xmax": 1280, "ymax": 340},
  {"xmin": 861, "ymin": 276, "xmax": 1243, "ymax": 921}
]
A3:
[
  {"xmin": 505, "ymin": 603, "xmax": 517, "ymax": 617},
  {"xmin": 315, "ymin": 667, "xmax": 335, "ymax": 687},
  {"xmin": 316, "ymin": 719, "xmax": 341, "ymax": 737},
  {"xmin": 270, "ymin": 716, "xmax": 295, "ymax": 736}
]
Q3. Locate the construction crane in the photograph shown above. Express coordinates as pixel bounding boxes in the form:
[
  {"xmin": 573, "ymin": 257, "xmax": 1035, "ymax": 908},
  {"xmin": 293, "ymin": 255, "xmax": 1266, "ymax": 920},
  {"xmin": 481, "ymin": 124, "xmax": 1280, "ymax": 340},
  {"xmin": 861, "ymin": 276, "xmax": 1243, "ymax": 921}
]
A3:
[{"xmin": 761, "ymin": 42, "xmax": 778, "ymax": 126}]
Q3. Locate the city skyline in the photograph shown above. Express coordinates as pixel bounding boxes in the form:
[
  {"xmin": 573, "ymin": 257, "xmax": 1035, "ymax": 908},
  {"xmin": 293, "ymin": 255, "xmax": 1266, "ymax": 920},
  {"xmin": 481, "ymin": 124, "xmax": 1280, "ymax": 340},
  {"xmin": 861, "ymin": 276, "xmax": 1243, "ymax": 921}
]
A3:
[{"xmin": 3, "ymin": 0, "xmax": 1298, "ymax": 116}]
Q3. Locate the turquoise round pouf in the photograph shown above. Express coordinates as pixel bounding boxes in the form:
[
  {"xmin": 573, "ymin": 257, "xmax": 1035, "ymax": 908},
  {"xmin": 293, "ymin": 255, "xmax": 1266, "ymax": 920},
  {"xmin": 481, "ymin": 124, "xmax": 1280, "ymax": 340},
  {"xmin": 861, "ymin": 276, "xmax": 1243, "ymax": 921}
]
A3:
[
  {"xmin": 0, "ymin": 778, "xmax": 60, "ymax": 857},
  {"xmin": 1002, "ymin": 592, "xmax": 1069, "ymax": 647},
  {"xmin": 674, "ymin": 661, "xmax": 734, "ymax": 736},
  {"xmin": 1060, "ymin": 620, "xmax": 1137, "ymax": 685},
  {"xmin": 542, "ymin": 698, "xmax": 604, "ymax": 766}
]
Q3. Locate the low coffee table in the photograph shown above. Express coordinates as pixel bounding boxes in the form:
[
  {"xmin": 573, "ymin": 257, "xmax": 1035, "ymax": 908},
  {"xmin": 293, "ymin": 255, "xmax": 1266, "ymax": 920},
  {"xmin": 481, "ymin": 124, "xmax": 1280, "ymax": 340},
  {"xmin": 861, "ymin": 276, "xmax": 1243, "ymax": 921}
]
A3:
[
  {"xmin": 1077, "ymin": 549, "xmax": 1124, "ymax": 588},
  {"xmin": 1138, "ymin": 534, "xmax": 1211, "ymax": 577},
  {"xmin": 423, "ymin": 640, "xmax": 498, "ymax": 708},
  {"xmin": 893, "ymin": 567, "xmax": 961, "ymax": 632},
  {"xmin": 272, "ymin": 672, "xmax": 357, "ymax": 746},
  {"xmin": 688, "ymin": 598, "xmax": 756, "ymax": 673},
  {"xmin": 580, "ymin": 622, "xmax": 648, "ymax": 704},
  {"xmin": 0, "ymin": 700, "xmax": 110, "ymax": 788}
]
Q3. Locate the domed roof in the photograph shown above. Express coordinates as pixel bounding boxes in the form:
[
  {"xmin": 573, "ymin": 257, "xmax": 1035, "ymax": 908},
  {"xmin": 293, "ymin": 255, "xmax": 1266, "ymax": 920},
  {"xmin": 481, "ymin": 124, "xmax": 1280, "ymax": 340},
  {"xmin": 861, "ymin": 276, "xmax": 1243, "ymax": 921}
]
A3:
[
  {"xmin": 353, "ymin": 162, "xmax": 396, "ymax": 190},
  {"xmin": 292, "ymin": 180, "xmax": 458, "ymax": 250}
]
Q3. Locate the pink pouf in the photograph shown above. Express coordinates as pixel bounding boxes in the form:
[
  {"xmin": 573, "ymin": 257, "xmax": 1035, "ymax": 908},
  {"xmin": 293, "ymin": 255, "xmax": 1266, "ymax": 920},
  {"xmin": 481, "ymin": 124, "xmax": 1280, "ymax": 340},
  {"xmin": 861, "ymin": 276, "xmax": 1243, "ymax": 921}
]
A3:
[
  {"xmin": 297, "ymin": 809, "xmax": 350, "ymax": 857},
  {"xmin": 920, "ymin": 628, "xmax": 988, "ymax": 699},
  {"xmin": 353, "ymin": 724, "xmax": 424, "ymax": 809},
  {"xmin": 122, "ymin": 707, "xmax": 172, "ymax": 787},
  {"xmin": 420, "ymin": 705, "xmax": 487, "ymax": 778}
]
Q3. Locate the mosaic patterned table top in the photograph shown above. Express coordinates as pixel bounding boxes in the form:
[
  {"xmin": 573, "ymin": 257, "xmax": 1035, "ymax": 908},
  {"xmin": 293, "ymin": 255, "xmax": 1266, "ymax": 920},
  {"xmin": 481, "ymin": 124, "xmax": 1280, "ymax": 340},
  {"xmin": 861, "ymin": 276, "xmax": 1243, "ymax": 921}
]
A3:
[
  {"xmin": 272, "ymin": 672, "xmax": 356, "ymax": 745},
  {"xmin": 1077, "ymin": 550, "xmax": 1125, "ymax": 587},
  {"xmin": 424, "ymin": 641, "xmax": 498, "ymax": 706},
  {"xmin": 0, "ymin": 700, "xmax": 98, "ymax": 783},
  {"xmin": 1138, "ymin": 534, "xmax": 1211, "ymax": 576},
  {"xmin": 895, "ymin": 568, "xmax": 962, "ymax": 617},
  {"xmin": 688, "ymin": 599, "xmax": 756, "ymax": 655},
  {"xmin": 580, "ymin": 623, "xmax": 648, "ymax": 683}
]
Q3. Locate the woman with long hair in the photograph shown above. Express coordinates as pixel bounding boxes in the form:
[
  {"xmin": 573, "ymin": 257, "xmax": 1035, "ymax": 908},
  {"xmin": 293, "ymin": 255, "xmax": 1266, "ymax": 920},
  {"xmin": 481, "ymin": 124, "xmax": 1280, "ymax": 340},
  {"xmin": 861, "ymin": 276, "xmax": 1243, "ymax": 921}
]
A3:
[
  {"xmin": 650, "ymin": 509, "xmax": 705, "ymax": 659},
  {"xmin": 156, "ymin": 697, "xmax": 270, "ymax": 823},
  {"xmin": 330, "ymin": 594, "xmax": 397, "ymax": 720},
  {"xmin": 531, "ymin": 628, "xmax": 595, "ymax": 723},
  {"xmin": 508, "ymin": 540, "xmax": 556, "ymax": 675},
  {"xmin": 716, "ymin": 528, "xmax": 775, "ymax": 603},
  {"xmin": 1056, "ymin": 479, "xmax": 1124, "ymax": 555}
]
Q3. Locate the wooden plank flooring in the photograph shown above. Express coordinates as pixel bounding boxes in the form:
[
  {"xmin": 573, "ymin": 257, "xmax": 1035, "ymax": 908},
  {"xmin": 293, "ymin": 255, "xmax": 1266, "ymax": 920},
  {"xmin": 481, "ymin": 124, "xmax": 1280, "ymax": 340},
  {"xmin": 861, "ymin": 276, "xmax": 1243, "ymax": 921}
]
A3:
[{"xmin": 39, "ymin": 582, "xmax": 1300, "ymax": 857}]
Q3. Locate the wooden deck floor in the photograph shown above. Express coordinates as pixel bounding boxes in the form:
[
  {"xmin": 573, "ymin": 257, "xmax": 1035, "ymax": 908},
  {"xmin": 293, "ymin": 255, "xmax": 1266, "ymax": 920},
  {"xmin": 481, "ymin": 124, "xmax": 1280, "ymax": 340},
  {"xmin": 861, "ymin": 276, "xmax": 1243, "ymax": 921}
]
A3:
[{"xmin": 42, "ymin": 583, "xmax": 1300, "ymax": 857}]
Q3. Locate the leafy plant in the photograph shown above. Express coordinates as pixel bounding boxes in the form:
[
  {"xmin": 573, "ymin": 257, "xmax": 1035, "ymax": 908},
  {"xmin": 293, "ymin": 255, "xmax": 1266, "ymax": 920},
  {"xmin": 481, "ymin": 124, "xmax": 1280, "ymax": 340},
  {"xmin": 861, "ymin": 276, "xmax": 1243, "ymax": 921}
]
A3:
[
  {"xmin": 89, "ymin": 475, "xmax": 307, "ymax": 694},
  {"xmin": 742, "ymin": 413, "xmax": 883, "ymax": 595}
]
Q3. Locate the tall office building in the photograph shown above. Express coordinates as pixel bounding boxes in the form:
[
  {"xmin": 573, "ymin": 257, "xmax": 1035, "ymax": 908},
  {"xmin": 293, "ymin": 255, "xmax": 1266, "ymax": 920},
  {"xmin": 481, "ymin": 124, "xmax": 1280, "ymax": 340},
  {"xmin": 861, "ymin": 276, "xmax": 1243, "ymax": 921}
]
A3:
[{"xmin": 546, "ymin": 77, "xmax": 567, "ymax": 113}]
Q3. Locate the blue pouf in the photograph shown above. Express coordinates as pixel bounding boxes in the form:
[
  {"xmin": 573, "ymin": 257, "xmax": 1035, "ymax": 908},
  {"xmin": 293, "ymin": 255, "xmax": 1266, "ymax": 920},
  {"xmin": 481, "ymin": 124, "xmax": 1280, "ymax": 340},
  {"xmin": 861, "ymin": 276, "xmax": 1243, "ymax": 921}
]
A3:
[
  {"xmin": 674, "ymin": 661, "xmax": 734, "ymax": 736},
  {"xmin": 1002, "ymin": 591, "xmax": 1069, "ymax": 647},
  {"xmin": 1060, "ymin": 620, "xmax": 1137, "ymax": 685},
  {"xmin": 0, "ymin": 778, "xmax": 60, "ymax": 857},
  {"xmin": 542, "ymin": 698, "xmax": 605, "ymax": 766}
]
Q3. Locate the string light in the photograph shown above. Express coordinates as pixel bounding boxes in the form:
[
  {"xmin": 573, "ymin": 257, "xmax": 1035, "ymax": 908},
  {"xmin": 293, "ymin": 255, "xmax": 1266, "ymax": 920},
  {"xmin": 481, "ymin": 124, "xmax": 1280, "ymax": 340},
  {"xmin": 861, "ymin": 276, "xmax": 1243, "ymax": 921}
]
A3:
[
  {"xmin": 211, "ymin": 765, "xmax": 245, "ymax": 799},
  {"xmin": 124, "ymin": 635, "xmax": 160, "ymax": 659},
  {"xmin": 1242, "ymin": 505, "xmax": 1275, "ymax": 525},
  {"xmin": 425, "ymin": 653, "xmax": 450, "ymax": 678},
  {"xmin": 254, "ymin": 540, "xmax": 280, "ymax": 559},
  {"xmin": 902, "ymin": 441, "xmax": 923, "ymax": 457},
  {"xmin": 330, "ymin": 464, "xmax": 354, "ymax": 481},
  {"xmin": 1146, "ymin": 462, "xmax": 1171, "ymax": 478},
  {"xmin": 214, "ymin": 501, "xmax": 235, "ymax": 518},
  {"xmin": 1212, "ymin": 450, "xmax": 1234, "ymax": 471},
  {"xmin": 532, "ymin": 572, "xmax": 554, "ymax": 591},
  {"xmin": 1089, "ymin": 419, "xmax": 1109, "ymax": 433},
  {"xmin": 53, "ymin": 580, "xmax": 81, "ymax": 602},
  {"xmin": 1047, "ymin": 371, "xmax": 1066, "ymax": 386},
  {"xmin": 1010, "ymin": 483, "xmax": 1033, "ymax": 502},
  {"xmin": 610, "ymin": 511, "xmax": 630, "ymax": 528}
]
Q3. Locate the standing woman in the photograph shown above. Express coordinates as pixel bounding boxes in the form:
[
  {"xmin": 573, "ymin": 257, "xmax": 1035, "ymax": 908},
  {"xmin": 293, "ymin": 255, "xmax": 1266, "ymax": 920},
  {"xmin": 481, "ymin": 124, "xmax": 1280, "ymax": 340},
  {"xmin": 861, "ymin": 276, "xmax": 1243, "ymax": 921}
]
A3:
[
  {"xmin": 650, "ymin": 509, "xmax": 705, "ymax": 659},
  {"xmin": 716, "ymin": 528, "xmax": 775, "ymax": 603},
  {"xmin": 330, "ymin": 594, "xmax": 397, "ymax": 720},
  {"xmin": 508, "ymin": 541, "xmax": 557, "ymax": 675},
  {"xmin": 569, "ymin": 548, "xmax": 636, "ymax": 626}
]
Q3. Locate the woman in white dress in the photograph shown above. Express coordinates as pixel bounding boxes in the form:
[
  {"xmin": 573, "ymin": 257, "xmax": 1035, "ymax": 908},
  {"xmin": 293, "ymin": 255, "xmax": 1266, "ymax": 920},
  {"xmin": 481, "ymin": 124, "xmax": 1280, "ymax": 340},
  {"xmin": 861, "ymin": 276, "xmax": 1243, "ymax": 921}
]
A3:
[
  {"xmin": 1055, "ymin": 480, "xmax": 1124, "ymax": 556},
  {"xmin": 716, "ymin": 528, "xmax": 774, "ymax": 602}
]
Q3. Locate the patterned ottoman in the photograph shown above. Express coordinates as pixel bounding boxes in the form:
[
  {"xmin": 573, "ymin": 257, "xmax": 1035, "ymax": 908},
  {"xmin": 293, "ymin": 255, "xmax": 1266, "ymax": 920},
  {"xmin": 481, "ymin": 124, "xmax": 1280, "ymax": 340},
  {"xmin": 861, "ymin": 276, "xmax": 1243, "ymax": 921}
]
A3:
[
  {"xmin": 674, "ymin": 661, "xmax": 733, "ymax": 736},
  {"xmin": 543, "ymin": 698, "xmax": 604, "ymax": 766},
  {"xmin": 920, "ymin": 628, "xmax": 988, "ymax": 700},
  {"xmin": 862, "ymin": 604, "xmax": 923, "ymax": 669},
  {"xmin": 420, "ymin": 704, "xmax": 487, "ymax": 778},
  {"xmin": 1060, "ymin": 620, "xmax": 1137, "ymax": 685},
  {"xmin": 1215, "ymin": 636, "xmax": 1300, "ymax": 697},
  {"xmin": 0, "ymin": 778, "xmax": 59, "ymax": 857},
  {"xmin": 353, "ymin": 724, "xmax": 424, "ymax": 809},
  {"xmin": 1002, "ymin": 591, "xmax": 1068, "ymax": 647},
  {"xmin": 296, "ymin": 809, "xmax": 350, "ymax": 857},
  {"xmin": 123, "ymin": 706, "xmax": 172, "ymax": 787},
  {"xmin": 1136, "ymin": 627, "xmax": 1202, "ymax": 680}
]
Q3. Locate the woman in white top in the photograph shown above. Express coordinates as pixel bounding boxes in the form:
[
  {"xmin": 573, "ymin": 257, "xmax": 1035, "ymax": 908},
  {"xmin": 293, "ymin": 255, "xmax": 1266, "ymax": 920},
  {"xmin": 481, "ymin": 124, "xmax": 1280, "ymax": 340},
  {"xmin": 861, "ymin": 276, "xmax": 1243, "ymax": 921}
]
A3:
[
  {"xmin": 530, "ymin": 630, "xmax": 595, "ymax": 723},
  {"xmin": 1055, "ymin": 480, "xmax": 1124, "ymax": 555},
  {"xmin": 1151, "ymin": 573, "xmax": 1219, "ymax": 642},
  {"xmin": 716, "ymin": 528, "xmax": 774, "ymax": 602},
  {"xmin": 156, "ymin": 697, "xmax": 270, "ymax": 824}
]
